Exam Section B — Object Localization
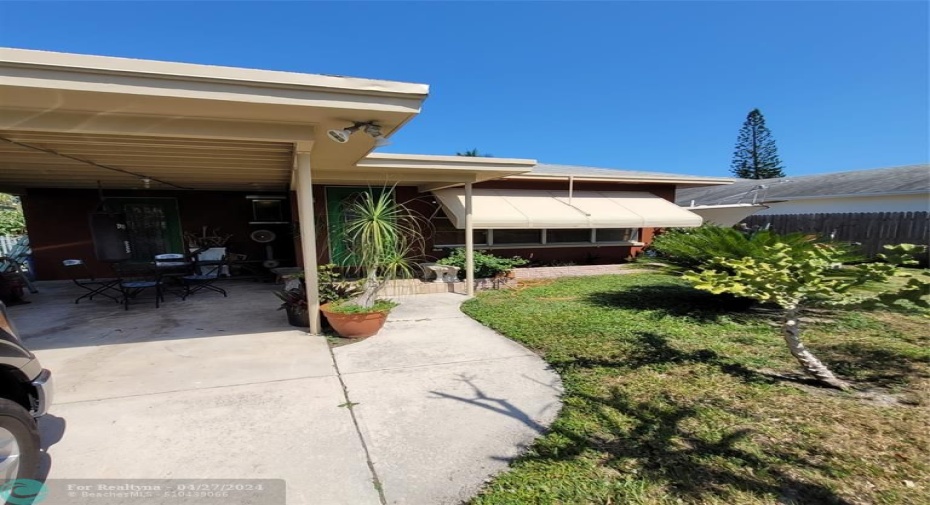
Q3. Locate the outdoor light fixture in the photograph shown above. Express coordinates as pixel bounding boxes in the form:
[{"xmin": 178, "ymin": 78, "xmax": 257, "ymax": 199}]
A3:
[
  {"xmin": 141, "ymin": 177, "xmax": 152, "ymax": 189},
  {"xmin": 326, "ymin": 122, "xmax": 390, "ymax": 147}
]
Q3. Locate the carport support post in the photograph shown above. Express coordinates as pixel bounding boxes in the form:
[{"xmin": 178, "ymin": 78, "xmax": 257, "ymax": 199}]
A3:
[
  {"xmin": 465, "ymin": 182, "xmax": 475, "ymax": 296},
  {"xmin": 295, "ymin": 151, "xmax": 322, "ymax": 334}
]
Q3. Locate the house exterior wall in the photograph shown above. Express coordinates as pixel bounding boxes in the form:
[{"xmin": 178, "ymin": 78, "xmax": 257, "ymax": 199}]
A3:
[
  {"xmin": 283, "ymin": 180, "xmax": 677, "ymax": 268},
  {"xmin": 756, "ymin": 194, "xmax": 929, "ymax": 215},
  {"xmin": 23, "ymin": 179, "xmax": 684, "ymax": 280},
  {"xmin": 293, "ymin": 180, "xmax": 676, "ymax": 268},
  {"xmin": 22, "ymin": 188, "xmax": 295, "ymax": 280}
]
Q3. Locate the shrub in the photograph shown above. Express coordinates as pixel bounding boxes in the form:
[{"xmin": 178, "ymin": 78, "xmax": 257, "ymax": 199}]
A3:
[
  {"xmin": 437, "ymin": 248, "xmax": 528, "ymax": 279},
  {"xmin": 645, "ymin": 225, "xmax": 861, "ymax": 271},
  {"xmin": 0, "ymin": 210, "xmax": 24, "ymax": 235},
  {"xmin": 318, "ymin": 264, "xmax": 362, "ymax": 305}
]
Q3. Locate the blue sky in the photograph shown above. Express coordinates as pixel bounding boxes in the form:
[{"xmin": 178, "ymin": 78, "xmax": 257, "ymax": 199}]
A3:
[{"xmin": 1, "ymin": 1, "xmax": 927, "ymax": 177}]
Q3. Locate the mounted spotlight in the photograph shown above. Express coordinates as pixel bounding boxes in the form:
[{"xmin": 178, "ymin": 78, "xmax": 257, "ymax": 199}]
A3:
[
  {"xmin": 326, "ymin": 122, "xmax": 389, "ymax": 146},
  {"xmin": 361, "ymin": 123, "xmax": 391, "ymax": 147},
  {"xmin": 326, "ymin": 124, "xmax": 360, "ymax": 144}
]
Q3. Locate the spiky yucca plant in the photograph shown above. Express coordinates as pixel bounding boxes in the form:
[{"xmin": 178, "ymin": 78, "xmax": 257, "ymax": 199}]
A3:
[{"xmin": 340, "ymin": 187, "xmax": 426, "ymax": 309}]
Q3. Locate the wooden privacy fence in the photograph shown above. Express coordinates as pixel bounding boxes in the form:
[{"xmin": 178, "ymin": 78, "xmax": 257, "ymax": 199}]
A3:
[{"xmin": 743, "ymin": 212, "xmax": 930, "ymax": 258}]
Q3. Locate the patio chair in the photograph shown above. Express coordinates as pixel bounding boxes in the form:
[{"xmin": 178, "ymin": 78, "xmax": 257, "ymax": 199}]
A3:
[
  {"xmin": 181, "ymin": 254, "xmax": 228, "ymax": 300},
  {"xmin": 62, "ymin": 259, "xmax": 121, "ymax": 304},
  {"xmin": 113, "ymin": 261, "xmax": 164, "ymax": 310},
  {"xmin": 154, "ymin": 253, "xmax": 192, "ymax": 297}
]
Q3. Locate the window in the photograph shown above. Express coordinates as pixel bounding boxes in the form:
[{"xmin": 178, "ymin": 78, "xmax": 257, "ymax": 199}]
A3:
[
  {"xmin": 432, "ymin": 216, "xmax": 488, "ymax": 247},
  {"xmin": 252, "ymin": 200, "xmax": 285, "ymax": 222},
  {"xmin": 547, "ymin": 229, "xmax": 592, "ymax": 244},
  {"xmin": 247, "ymin": 195, "xmax": 288, "ymax": 224},
  {"xmin": 493, "ymin": 229, "xmax": 542, "ymax": 245},
  {"xmin": 596, "ymin": 228, "xmax": 638, "ymax": 243},
  {"xmin": 429, "ymin": 212, "xmax": 639, "ymax": 249}
]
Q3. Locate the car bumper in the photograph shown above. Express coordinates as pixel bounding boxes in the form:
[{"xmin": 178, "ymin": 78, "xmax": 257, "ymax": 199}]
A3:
[{"xmin": 31, "ymin": 368, "xmax": 53, "ymax": 417}]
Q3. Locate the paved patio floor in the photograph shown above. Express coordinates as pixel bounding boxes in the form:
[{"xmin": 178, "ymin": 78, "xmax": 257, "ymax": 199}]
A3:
[{"xmin": 9, "ymin": 280, "xmax": 562, "ymax": 504}]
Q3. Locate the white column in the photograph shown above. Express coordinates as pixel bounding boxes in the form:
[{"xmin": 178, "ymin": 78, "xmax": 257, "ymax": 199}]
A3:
[
  {"xmin": 465, "ymin": 182, "xmax": 475, "ymax": 296},
  {"xmin": 295, "ymin": 151, "xmax": 321, "ymax": 334}
]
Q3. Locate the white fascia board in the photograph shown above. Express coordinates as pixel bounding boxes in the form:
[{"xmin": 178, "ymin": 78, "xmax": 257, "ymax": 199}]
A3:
[
  {"xmin": 0, "ymin": 47, "xmax": 429, "ymax": 98},
  {"xmin": 0, "ymin": 48, "xmax": 428, "ymax": 114},
  {"xmin": 507, "ymin": 174, "xmax": 735, "ymax": 186}
]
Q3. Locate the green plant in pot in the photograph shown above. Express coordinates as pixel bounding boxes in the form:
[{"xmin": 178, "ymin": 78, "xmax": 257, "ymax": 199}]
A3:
[
  {"xmin": 274, "ymin": 280, "xmax": 310, "ymax": 328},
  {"xmin": 275, "ymin": 265, "xmax": 361, "ymax": 328},
  {"xmin": 321, "ymin": 187, "xmax": 425, "ymax": 338}
]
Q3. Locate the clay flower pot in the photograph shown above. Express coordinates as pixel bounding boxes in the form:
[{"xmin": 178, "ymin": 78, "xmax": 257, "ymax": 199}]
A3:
[{"xmin": 320, "ymin": 303, "xmax": 389, "ymax": 338}]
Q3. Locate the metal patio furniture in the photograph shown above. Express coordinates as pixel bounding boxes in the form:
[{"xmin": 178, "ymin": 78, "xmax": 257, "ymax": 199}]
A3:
[
  {"xmin": 154, "ymin": 253, "xmax": 193, "ymax": 297},
  {"xmin": 113, "ymin": 261, "xmax": 164, "ymax": 310},
  {"xmin": 181, "ymin": 253, "xmax": 228, "ymax": 300},
  {"xmin": 62, "ymin": 259, "xmax": 121, "ymax": 304},
  {"xmin": 1, "ymin": 236, "xmax": 38, "ymax": 295}
]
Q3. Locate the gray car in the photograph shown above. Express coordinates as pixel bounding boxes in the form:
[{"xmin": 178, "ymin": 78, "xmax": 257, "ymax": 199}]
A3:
[{"xmin": 0, "ymin": 301, "xmax": 53, "ymax": 483}]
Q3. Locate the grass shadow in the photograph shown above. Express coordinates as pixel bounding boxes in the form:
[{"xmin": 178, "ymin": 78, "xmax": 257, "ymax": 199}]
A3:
[
  {"xmin": 558, "ymin": 331, "xmax": 820, "ymax": 389},
  {"xmin": 821, "ymin": 341, "xmax": 930, "ymax": 387},
  {"xmin": 519, "ymin": 385, "xmax": 854, "ymax": 504},
  {"xmin": 539, "ymin": 388, "xmax": 849, "ymax": 505},
  {"xmin": 583, "ymin": 284, "xmax": 756, "ymax": 322}
]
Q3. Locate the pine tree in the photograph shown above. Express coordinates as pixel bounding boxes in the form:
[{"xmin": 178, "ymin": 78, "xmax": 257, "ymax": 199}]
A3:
[{"xmin": 730, "ymin": 109, "xmax": 786, "ymax": 179}]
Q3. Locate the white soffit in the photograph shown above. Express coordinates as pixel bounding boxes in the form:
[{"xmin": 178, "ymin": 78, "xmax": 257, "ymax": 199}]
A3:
[{"xmin": 433, "ymin": 189, "xmax": 704, "ymax": 229}]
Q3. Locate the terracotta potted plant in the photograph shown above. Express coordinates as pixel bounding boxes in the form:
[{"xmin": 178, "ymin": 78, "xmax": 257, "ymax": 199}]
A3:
[{"xmin": 321, "ymin": 187, "xmax": 425, "ymax": 338}]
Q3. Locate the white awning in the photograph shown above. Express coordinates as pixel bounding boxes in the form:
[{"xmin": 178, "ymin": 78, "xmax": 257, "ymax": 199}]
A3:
[{"xmin": 432, "ymin": 189, "xmax": 704, "ymax": 229}]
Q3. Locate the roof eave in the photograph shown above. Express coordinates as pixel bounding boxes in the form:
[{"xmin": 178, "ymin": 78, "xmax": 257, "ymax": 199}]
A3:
[
  {"xmin": 506, "ymin": 174, "xmax": 734, "ymax": 186},
  {"xmin": 0, "ymin": 47, "xmax": 430, "ymax": 100}
]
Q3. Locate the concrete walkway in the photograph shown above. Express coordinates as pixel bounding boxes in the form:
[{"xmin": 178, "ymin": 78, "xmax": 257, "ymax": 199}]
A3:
[
  {"xmin": 13, "ymin": 283, "xmax": 561, "ymax": 505},
  {"xmin": 334, "ymin": 293, "xmax": 563, "ymax": 504}
]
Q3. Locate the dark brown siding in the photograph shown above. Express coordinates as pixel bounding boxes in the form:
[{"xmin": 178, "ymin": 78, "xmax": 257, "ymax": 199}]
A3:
[{"xmin": 23, "ymin": 189, "xmax": 295, "ymax": 280}]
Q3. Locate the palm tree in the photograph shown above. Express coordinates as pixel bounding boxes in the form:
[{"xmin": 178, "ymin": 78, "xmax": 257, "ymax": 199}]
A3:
[{"xmin": 456, "ymin": 148, "xmax": 492, "ymax": 157}]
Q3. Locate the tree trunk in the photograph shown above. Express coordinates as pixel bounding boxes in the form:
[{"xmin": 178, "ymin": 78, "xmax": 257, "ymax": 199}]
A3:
[
  {"xmin": 782, "ymin": 306, "xmax": 852, "ymax": 391},
  {"xmin": 358, "ymin": 269, "xmax": 380, "ymax": 309}
]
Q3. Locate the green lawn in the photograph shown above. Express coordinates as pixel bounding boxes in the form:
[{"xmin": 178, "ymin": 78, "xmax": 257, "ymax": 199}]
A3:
[{"xmin": 462, "ymin": 273, "xmax": 929, "ymax": 505}]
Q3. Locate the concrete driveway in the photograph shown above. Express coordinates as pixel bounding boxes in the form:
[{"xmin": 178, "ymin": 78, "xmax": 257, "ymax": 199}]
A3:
[{"xmin": 11, "ymin": 281, "xmax": 561, "ymax": 504}]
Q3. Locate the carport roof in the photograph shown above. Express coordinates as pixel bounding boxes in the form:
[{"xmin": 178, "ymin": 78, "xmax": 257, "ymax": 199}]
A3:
[{"xmin": 0, "ymin": 48, "xmax": 432, "ymax": 191}]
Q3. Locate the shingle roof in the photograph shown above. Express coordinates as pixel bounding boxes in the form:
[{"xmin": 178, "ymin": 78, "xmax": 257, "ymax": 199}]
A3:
[
  {"xmin": 524, "ymin": 163, "xmax": 732, "ymax": 183},
  {"xmin": 675, "ymin": 164, "xmax": 930, "ymax": 206}
]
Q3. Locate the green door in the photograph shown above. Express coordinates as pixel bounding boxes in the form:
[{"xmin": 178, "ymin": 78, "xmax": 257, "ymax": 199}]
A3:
[
  {"xmin": 325, "ymin": 187, "xmax": 385, "ymax": 265},
  {"xmin": 106, "ymin": 198, "xmax": 184, "ymax": 261}
]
